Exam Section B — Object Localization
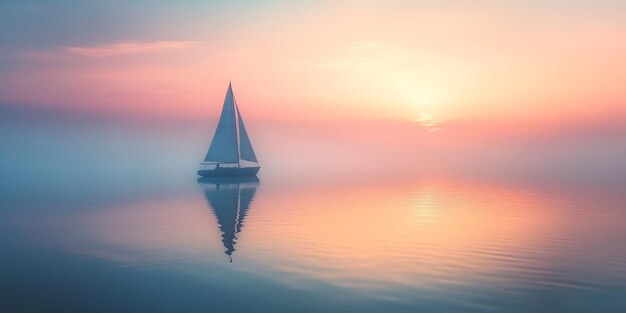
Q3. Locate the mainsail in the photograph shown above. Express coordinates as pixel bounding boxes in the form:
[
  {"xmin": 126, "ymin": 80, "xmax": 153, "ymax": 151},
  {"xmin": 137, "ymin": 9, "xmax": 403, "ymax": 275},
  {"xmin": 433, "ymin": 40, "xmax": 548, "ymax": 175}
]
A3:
[
  {"xmin": 203, "ymin": 83, "xmax": 259, "ymax": 166},
  {"xmin": 204, "ymin": 83, "xmax": 239, "ymax": 163}
]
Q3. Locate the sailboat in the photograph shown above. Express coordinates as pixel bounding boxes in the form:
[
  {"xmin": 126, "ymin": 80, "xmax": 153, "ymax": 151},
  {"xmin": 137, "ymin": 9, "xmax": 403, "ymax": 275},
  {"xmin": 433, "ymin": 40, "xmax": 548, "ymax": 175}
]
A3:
[{"xmin": 198, "ymin": 82, "xmax": 260, "ymax": 177}]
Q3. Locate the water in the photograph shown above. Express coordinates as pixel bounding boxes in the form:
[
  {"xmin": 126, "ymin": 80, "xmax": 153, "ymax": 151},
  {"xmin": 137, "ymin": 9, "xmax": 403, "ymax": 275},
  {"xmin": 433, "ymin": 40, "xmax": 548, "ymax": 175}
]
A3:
[
  {"xmin": 1, "ymin": 115, "xmax": 626, "ymax": 312},
  {"xmin": 2, "ymin": 170, "xmax": 626, "ymax": 313}
]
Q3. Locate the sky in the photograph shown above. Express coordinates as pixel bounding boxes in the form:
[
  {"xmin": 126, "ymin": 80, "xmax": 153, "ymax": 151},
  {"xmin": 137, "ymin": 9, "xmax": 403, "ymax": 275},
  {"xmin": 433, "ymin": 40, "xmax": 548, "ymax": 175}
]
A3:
[{"xmin": 1, "ymin": 0, "xmax": 625, "ymax": 178}]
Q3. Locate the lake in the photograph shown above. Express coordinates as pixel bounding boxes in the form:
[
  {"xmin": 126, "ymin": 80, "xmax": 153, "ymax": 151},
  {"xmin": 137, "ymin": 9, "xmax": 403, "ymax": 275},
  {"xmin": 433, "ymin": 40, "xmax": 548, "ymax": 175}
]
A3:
[
  {"xmin": 2, "ymin": 168, "xmax": 626, "ymax": 313},
  {"xmin": 1, "ymin": 115, "xmax": 626, "ymax": 312}
]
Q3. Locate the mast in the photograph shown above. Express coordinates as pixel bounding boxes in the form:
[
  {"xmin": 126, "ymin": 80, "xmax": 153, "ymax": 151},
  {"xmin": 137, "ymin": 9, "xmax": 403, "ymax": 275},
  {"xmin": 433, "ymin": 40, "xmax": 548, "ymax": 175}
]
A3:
[{"xmin": 232, "ymin": 84, "xmax": 242, "ymax": 168}]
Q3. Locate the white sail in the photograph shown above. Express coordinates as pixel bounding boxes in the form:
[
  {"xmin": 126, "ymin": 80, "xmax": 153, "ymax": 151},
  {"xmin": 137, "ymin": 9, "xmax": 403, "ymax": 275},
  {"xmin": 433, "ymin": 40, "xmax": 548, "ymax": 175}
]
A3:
[
  {"xmin": 198, "ymin": 84, "xmax": 260, "ymax": 176},
  {"xmin": 235, "ymin": 101, "xmax": 258, "ymax": 163},
  {"xmin": 204, "ymin": 83, "xmax": 239, "ymax": 163}
]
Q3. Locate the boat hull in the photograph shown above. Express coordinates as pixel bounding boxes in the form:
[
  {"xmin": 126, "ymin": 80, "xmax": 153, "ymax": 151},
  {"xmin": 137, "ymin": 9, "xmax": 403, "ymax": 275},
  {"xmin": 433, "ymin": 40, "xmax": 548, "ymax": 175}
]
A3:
[
  {"xmin": 197, "ymin": 175, "xmax": 260, "ymax": 185},
  {"xmin": 197, "ymin": 166, "xmax": 260, "ymax": 177}
]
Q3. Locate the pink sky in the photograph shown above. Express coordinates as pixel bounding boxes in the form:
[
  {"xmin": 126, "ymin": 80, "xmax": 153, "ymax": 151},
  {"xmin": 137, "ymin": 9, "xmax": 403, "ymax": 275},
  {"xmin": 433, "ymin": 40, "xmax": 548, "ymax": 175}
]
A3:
[{"xmin": 1, "ymin": 1, "xmax": 625, "ymax": 138}]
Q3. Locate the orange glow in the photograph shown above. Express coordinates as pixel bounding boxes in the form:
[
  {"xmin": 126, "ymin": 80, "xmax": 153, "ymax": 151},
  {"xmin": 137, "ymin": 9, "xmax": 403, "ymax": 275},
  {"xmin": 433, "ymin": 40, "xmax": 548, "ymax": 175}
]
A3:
[
  {"xmin": 244, "ymin": 180, "xmax": 557, "ymax": 288},
  {"xmin": 27, "ymin": 177, "xmax": 571, "ymax": 290},
  {"xmin": 2, "ymin": 2, "xmax": 624, "ymax": 128}
]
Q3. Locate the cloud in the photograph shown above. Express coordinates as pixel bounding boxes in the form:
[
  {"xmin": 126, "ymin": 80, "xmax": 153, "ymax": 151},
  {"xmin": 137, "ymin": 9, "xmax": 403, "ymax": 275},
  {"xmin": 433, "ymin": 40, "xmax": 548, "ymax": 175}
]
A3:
[
  {"xmin": 65, "ymin": 40, "xmax": 197, "ymax": 57},
  {"xmin": 8, "ymin": 40, "xmax": 199, "ymax": 61}
]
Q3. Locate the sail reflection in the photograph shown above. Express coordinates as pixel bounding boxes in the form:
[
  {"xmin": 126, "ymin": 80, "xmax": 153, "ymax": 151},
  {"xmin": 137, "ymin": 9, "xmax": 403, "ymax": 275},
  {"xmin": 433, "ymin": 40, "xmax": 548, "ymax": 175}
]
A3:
[{"xmin": 198, "ymin": 176, "xmax": 260, "ymax": 262}]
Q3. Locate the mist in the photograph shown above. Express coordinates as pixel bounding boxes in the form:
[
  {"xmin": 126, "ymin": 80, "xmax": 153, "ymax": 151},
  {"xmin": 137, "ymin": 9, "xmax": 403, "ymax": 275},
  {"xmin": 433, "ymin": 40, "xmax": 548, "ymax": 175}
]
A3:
[{"xmin": 2, "ymin": 104, "xmax": 625, "ymax": 193}]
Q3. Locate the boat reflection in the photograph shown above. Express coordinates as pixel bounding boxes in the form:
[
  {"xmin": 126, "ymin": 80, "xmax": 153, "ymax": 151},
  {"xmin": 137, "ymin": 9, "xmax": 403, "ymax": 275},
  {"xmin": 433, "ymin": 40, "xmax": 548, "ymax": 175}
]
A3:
[{"xmin": 197, "ymin": 176, "xmax": 260, "ymax": 262}]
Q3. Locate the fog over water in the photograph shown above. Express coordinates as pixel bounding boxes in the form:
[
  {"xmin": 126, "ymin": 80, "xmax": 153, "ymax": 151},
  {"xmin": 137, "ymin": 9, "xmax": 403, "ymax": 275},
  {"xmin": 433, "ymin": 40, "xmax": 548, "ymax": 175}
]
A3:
[{"xmin": 2, "ymin": 104, "xmax": 624, "ymax": 187}]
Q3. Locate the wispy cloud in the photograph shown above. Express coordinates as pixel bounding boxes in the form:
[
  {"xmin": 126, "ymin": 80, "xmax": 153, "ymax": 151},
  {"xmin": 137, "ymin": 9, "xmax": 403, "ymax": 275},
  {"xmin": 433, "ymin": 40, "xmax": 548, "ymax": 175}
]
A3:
[
  {"xmin": 11, "ymin": 40, "xmax": 199, "ymax": 60},
  {"xmin": 66, "ymin": 40, "xmax": 197, "ymax": 57}
]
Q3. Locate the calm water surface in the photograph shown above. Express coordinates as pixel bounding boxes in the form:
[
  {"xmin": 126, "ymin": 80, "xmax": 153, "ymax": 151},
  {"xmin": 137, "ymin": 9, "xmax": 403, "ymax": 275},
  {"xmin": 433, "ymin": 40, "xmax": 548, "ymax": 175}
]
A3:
[{"xmin": 2, "ymin": 171, "xmax": 626, "ymax": 312}]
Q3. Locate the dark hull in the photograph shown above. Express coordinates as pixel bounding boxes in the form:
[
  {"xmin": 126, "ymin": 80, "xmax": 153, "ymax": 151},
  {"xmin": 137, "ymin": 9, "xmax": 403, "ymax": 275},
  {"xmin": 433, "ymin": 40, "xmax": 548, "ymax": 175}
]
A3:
[
  {"xmin": 197, "ymin": 176, "xmax": 260, "ymax": 184},
  {"xmin": 197, "ymin": 166, "xmax": 260, "ymax": 177}
]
